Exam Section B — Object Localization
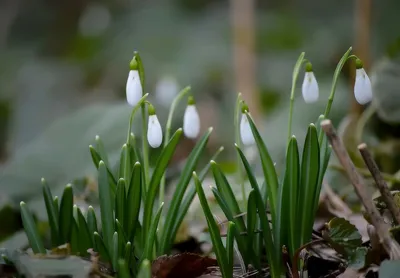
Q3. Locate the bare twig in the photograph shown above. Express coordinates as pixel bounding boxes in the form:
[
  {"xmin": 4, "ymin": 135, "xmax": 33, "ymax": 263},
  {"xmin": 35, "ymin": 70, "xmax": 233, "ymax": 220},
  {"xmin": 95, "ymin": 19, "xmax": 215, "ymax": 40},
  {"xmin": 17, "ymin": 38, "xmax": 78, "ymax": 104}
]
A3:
[
  {"xmin": 323, "ymin": 183, "xmax": 353, "ymax": 217},
  {"xmin": 358, "ymin": 143, "xmax": 400, "ymax": 224},
  {"xmin": 291, "ymin": 239, "xmax": 325, "ymax": 278},
  {"xmin": 321, "ymin": 119, "xmax": 400, "ymax": 259}
]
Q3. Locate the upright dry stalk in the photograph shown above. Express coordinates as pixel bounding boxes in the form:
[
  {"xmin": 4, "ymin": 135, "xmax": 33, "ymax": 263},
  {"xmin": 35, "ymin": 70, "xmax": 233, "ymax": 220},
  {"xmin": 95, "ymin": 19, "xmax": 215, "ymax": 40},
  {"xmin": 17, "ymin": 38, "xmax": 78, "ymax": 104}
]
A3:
[
  {"xmin": 230, "ymin": 0, "xmax": 259, "ymax": 121},
  {"xmin": 358, "ymin": 143, "xmax": 400, "ymax": 224},
  {"xmin": 321, "ymin": 119, "xmax": 400, "ymax": 259}
]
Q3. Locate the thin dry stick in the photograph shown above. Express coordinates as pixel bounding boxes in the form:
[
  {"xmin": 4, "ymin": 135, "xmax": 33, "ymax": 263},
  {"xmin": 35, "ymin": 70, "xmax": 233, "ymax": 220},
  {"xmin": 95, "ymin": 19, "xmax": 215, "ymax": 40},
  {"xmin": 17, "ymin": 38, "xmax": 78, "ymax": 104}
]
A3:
[
  {"xmin": 358, "ymin": 143, "xmax": 400, "ymax": 224},
  {"xmin": 321, "ymin": 119, "xmax": 400, "ymax": 259}
]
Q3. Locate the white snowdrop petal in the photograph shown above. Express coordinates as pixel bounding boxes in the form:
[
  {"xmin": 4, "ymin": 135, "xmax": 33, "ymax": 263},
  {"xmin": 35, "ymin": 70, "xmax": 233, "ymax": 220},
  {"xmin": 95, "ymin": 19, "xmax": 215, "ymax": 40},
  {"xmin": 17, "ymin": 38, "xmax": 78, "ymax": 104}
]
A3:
[
  {"xmin": 126, "ymin": 70, "xmax": 143, "ymax": 106},
  {"xmin": 147, "ymin": 115, "xmax": 163, "ymax": 148},
  {"xmin": 302, "ymin": 72, "xmax": 319, "ymax": 103},
  {"xmin": 354, "ymin": 68, "xmax": 373, "ymax": 105},
  {"xmin": 183, "ymin": 105, "xmax": 200, "ymax": 139},
  {"xmin": 240, "ymin": 114, "xmax": 255, "ymax": 145}
]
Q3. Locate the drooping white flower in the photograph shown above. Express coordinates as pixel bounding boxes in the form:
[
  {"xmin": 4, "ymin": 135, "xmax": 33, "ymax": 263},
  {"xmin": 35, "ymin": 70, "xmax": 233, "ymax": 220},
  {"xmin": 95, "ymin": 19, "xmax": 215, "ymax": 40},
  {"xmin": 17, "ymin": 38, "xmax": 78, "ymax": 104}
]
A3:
[
  {"xmin": 147, "ymin": 104, "xmax": 163, "ymax": 148},
  {"xmin": 240, "ymin": 104, "xmax": 255, "ymax": 145},
  {"xmin": 183, "ymin": 96, "xmax": 200, "ymax": 139},
  {"xmin": 155, "ymin": 76, "xmax": 179, "ymax": 107},
  {"xmin": 301, "ymin": 62, "xmax": 319, "ymax": 103},
  {"xmin": 354, "ymin": 59, "xmax": 373, "ymax": 105},
  {"xmin": 126, "ymin": 57, "xmax": 143, "ymax": 106}
]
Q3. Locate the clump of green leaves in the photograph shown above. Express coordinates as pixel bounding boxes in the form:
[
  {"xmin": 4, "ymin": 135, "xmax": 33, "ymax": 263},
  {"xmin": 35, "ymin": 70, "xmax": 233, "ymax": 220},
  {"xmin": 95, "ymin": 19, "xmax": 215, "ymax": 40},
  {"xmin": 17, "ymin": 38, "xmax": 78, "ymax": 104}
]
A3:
[
  {"xmin": 194, "ymin": 47, "xmax": 373, "ymax": 278},
  {"xmin": 19, "ymin": 52, "xmax": 223, "ymax": 276}
]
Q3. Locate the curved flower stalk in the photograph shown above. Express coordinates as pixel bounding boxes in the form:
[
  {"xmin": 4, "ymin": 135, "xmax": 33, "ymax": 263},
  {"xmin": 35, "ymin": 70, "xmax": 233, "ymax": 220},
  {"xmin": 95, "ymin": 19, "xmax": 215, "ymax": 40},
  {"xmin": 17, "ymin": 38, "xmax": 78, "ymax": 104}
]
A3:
[
  {"xmin": 240, "ymin": 102, "xmax": 255, "ymax": 146},
  {"xmin": 183, "ymin": 96, "xmax": 200, "ymax": 139},
  {"xmin": 126, "ymin": 57, "xmax": 143, "ymax": 107},
  {"xmin": 354, "ymin": 58, "xmax": 373, "ymax": 105},
  {"xmin": 147, "ymin": 104, "xmax": 163, "ymax": 148},
  {"xmin": 301, "ymin": 62, "xmax": 319, "ymax": 103}
]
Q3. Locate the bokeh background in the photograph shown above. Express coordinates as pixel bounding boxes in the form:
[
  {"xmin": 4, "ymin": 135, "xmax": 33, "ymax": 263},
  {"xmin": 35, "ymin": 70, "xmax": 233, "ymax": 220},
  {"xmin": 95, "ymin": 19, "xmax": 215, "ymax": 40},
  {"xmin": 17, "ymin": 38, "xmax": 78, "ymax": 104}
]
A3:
[{"xmin": 1, "ymin": 0, "xmax": 400, "ymax": 251}]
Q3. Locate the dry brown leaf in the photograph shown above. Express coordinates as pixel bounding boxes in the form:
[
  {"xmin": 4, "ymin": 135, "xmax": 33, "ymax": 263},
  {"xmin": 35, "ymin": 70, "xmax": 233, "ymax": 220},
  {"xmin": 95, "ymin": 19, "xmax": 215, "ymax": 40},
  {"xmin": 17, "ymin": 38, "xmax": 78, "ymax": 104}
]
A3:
[{"xmin": 151, "ymin": 252, "xmax": 217, "ymax": 278}]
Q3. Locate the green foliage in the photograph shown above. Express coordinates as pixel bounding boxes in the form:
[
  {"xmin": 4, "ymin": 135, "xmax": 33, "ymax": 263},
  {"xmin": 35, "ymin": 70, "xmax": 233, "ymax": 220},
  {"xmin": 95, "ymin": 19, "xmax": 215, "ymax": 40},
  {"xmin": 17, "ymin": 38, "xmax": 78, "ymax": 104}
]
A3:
[
  {"xmin": 200, "ymin": 48, "xmax": 355, "ymax": 277},
  {"xmin": 19, "ymin": 52, "xmax": 222, "ymax": 276}
]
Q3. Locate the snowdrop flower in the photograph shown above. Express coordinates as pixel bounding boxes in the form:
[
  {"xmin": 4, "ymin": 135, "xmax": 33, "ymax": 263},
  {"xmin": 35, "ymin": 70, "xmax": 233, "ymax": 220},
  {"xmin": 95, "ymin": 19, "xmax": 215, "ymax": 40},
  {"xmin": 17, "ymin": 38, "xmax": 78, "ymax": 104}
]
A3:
[
  {"xmin": 126, "ymin": 57, "xmax": 143, "ymax": 106},
  {"xmin": 240, "ymin": 103, "xmax": 255, "ymax": 145},
  {"xmin": 147, "ymin": 104, "xmax": 163, "ymax": 148},
  {"xmin": 155, "ymin": 75, "xmax": 179, "ymax": 107},
  {"xmin": 354, "ymin": 59, "xmax": 373, "ymax": 105},
  {"xmin": 183, "ymin": 96, "xmax": 200, "ymax": 139},
  {"xmin": 301, "ymin": 62, "xmax": 319, "ymax": 103}
]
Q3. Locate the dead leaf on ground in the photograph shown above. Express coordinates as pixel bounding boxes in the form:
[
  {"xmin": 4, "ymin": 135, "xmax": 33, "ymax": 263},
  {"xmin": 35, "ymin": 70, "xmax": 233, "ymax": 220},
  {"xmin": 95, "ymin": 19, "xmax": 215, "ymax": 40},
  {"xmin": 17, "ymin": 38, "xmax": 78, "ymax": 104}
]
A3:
[{"xmin": 151, "ymin": 252, "xmax": 217, "ymax": 278}]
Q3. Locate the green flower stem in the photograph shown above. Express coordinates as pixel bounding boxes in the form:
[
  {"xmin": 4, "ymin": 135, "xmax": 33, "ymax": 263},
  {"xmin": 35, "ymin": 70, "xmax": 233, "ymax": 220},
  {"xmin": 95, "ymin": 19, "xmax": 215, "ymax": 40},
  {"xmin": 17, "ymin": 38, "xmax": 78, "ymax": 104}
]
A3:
[
  {"xmin": 287, "ymin": 52, "xmax": 306, "ymax": 142},
  {"xmin": 142, "ymin": 104, "xmax": 150, "ymax": 189},
  {"xmin": 159, "ymin": 86, "xmax": 191, "ymax": 205},
  {"xmin": 126, "ymin": 94, "xmax": 149, "ymax": 144},
  {"xmin": 319, "ymin": 47, "xmax": 353, "ymax": 142},
  {"xmin": 234, "ymin": 93, "xmax": 246, "ymax": 208}
]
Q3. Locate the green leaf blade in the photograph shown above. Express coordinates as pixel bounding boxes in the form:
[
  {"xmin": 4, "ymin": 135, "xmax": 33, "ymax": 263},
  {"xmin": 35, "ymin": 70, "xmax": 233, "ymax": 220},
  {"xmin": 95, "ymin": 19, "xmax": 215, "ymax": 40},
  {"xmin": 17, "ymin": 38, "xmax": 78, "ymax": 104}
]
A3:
[
  {"xmin": 41, "ymin": 178, "xmax": 60, "ymax": 247},
  {"xmin": 299, "ymin": 124, "xmax": 320, "ymax": 246},
  {"xmin": 245, "ymin": 113, "xmax": 278, "ymax": 224},
  {"xmin": 20, "ymin": 202, "xmax": 46, "ymax": 254},
  {"xmin": 127, "ymin": 162, "xmax": 142, "ymax": 241},
  {"xmin": 142, "ymin": 128, "xmax": 182, "ymax": 239},
  {"xmin": 159, "ymin": 128, "xmax": 213, "ymax": 254},
  {"xmin": 59, "ymin": 184, "xmax": 73, "ymax": 244},
  {"xmin": 98, "ymin": 161, "xmax": 115, "ymax": 251},
  {"xmin": 193, "ymin": 172, "xmax": 229, "ymax": 278}
]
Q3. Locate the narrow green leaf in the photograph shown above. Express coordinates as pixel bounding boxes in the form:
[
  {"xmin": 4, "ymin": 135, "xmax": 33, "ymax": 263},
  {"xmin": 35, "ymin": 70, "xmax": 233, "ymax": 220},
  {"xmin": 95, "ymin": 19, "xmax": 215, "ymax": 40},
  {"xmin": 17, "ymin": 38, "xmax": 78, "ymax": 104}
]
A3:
[
  {"xmin": 193, "ymin": 172, "xmax": 229, "ymax": 278},
  {"xmin": 235, "ymin": 145, "xmax": 280, "ymax": 277},
  {"xmin": 211, "ymin": 161, "xmax": 246, "ymax": 231},
  {"xmin": 77, "ymin": 207, "xmax": 93, "ymax": 256},
  {"xmin": 94, "ymin": 232, "xmax": 111, "ymax": 262},
  {"xmin": 116, "ymin": 178, "xmax": 126, "ymax": 232},
  {"xmin": 95, "ymin": 135, "xmax": 109, "ymax": 166},
  {"xmin": 98, "ymin": 161, "xmax": 114, "ymax": 251},
  {"xmin": 142, "ymin": 129, "xmax": 182, "ymax": 239},
  {"xmin": 127, "ymin": 162, "xmax": 142, "ymax": 241},
  {"xmin": 41, "ymin": 178, "xmax": 59, "ymax": 247},
  {"xmin": 124, "ymin": 241, "xmax": 133, "ymax": 270},
  {"xmin": 59, "ymin": 184, "xmax": 73, "ymax": 244},
  {"xmin": 119, "ymin": 144, "xmax": 131, "ymax": 185},
  {"xmin": 211, "ymin": 186, "xmax": 250, "ymax": 268},
  {"xmin": 299, "ymin": 124, "xmax": 320, "ymax": 246},
  {"xmin": 283, "ymin": 136, "xmax": 300, "ymax": 256},
  {"xmin": 172, "ymin": 146, "xmax": 224, "ymax": 246},
  {"xmin": 118, "ymin": 258, "xmax": 131, "ymax": 278},
  {"xmin": 70, "ymin": 218, "xmax": 80, "ymax": 254},
  {"xmin": 246, "ymin": 190, "xmax": 259, "ymax": 267},
  {"xmin": 245, "ymin": 113, "xmax": 278, "ymax": 224},
  {"xmin": 143, "ymin": 203, "xmax": 164, "ymax": 262},
  {"xmin": 137, "ymin": 259, "xmax": 151, "ymax": 278},
  {"xmin": 112, "ymin": 232, "xmax": 119, "ymax": 271},
  {"xmin": 87, "ymin": 206, "xmax": 98, "ymax": 244},
  {"xmin": 159, "ymin": 128, "xmax": 213, "ymax": 254},
  {"xmin": 116, "ymin": 219, "xmax": 127, "ymax": 258},
  {"xmin": 89, "ymin": 145, "xmax": 116, "ymax": 195},
  {"xmin": 53, "ymin": 196, "xmax": 59, "ymax": 220},
  {"xmin": 226, "ymin": 221, "xmax": 235, "ymax": 277},
  {"xmin": 20, "ymin": 202, "xmax": 46, "ymax": 254}
]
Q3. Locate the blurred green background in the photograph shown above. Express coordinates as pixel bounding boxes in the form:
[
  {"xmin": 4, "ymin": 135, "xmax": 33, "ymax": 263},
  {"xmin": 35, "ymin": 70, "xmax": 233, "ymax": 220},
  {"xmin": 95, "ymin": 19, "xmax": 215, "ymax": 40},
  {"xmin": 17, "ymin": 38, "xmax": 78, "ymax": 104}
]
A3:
[{"xmin": 1, "ymin": 0, "xmax": 400, "ymax": 251}]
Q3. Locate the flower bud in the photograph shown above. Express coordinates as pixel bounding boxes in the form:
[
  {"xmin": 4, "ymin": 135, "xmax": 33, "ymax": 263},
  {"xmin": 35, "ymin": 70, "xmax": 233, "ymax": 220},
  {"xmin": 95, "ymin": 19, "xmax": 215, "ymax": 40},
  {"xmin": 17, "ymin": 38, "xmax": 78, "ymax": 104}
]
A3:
[
  {"xmin": 301, "ymin": 62, "xmax": 319, "ymax": 103},
  {"xmin": 183, "ymin": 96, "xmax": 200, "ymax": 139},
  {"xmin": 147, "ymin": 104, "xmax": 163, "ymax": 148}
]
